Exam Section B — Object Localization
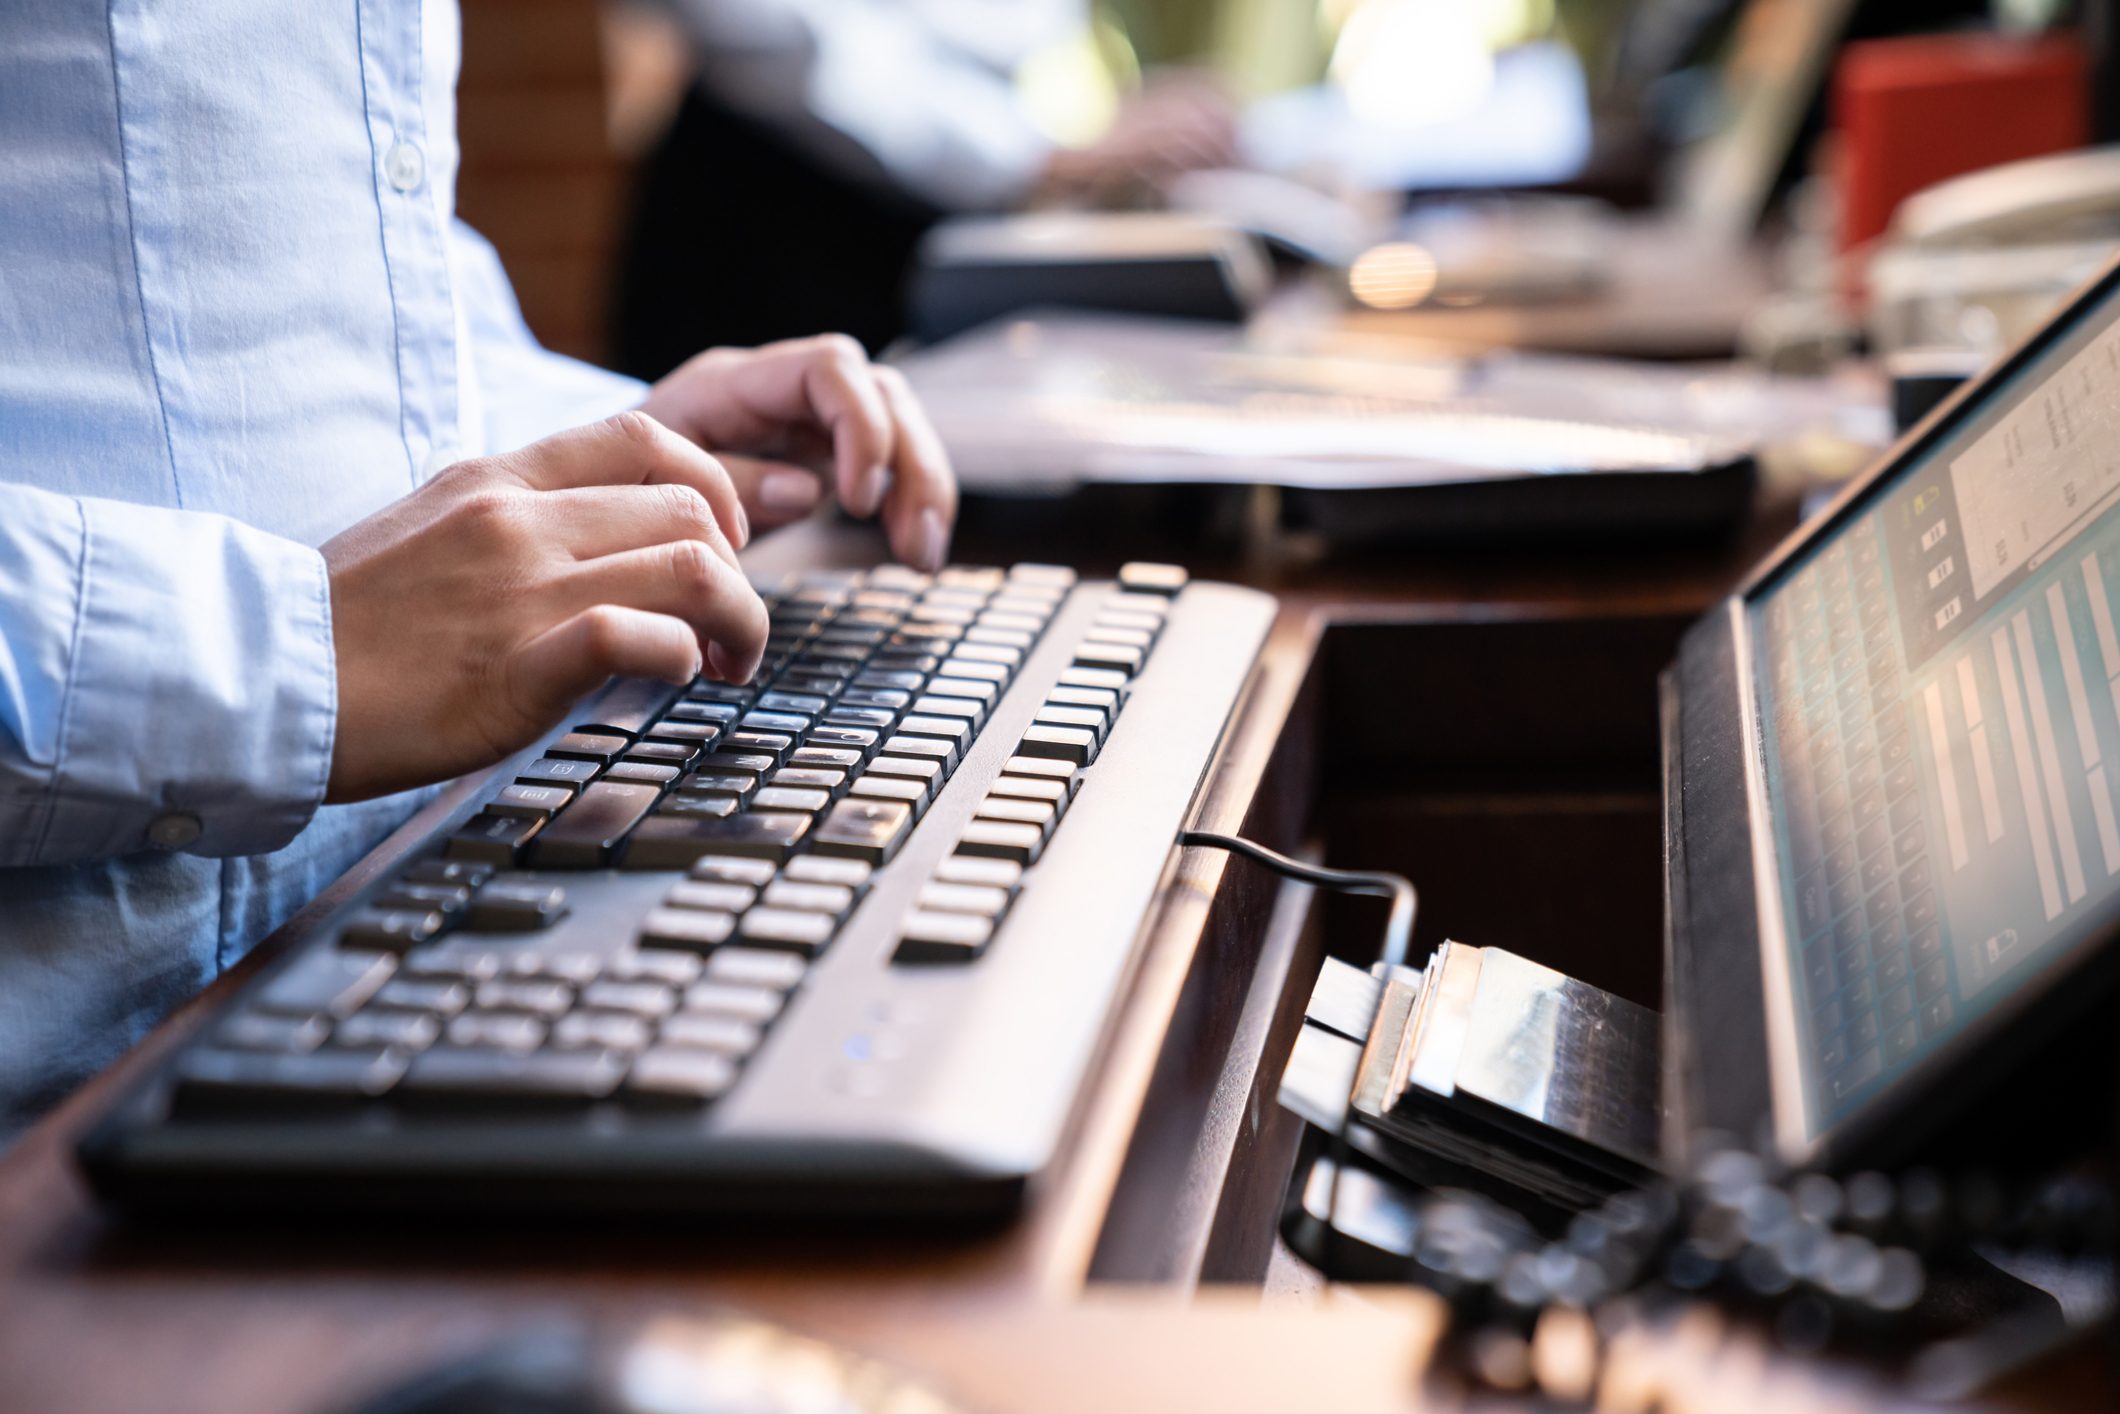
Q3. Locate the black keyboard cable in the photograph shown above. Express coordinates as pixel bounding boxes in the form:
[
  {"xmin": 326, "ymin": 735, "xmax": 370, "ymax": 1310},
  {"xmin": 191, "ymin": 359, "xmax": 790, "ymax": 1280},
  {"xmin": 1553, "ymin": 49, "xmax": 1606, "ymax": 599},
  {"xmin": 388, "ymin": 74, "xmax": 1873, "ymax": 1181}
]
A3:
[{"xmin": 1178, "ymin": 829, "xmax": 1419, "ymax": 1289}]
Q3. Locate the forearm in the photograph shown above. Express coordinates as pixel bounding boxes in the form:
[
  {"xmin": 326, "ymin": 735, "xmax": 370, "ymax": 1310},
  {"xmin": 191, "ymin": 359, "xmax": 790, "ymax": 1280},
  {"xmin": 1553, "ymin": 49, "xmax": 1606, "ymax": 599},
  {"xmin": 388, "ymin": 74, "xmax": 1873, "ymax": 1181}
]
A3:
[{"xmin": 0, "ymin": 482, "xmax": 336, "ymax": 866}]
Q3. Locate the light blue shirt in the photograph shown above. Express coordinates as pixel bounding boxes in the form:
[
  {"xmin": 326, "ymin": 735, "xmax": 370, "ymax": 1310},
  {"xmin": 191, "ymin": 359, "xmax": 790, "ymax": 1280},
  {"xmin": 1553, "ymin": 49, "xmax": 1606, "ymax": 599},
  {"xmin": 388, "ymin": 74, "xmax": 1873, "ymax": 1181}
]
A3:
[{"xmin": 0, "ymin": 0, "xmax": 647, "ymax": 1139}]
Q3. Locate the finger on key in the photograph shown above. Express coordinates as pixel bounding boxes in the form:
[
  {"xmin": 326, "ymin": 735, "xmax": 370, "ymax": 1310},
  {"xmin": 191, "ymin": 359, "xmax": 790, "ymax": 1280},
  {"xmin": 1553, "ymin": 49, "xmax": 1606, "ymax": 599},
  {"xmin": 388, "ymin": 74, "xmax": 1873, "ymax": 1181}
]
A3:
[
  {"xmin": 873, "ymin": 365, "xmax": 956, "ymax": 573},
  {"xmin": 501, "ymin": 411, "xmax": 749, "ymax": 554},
  {"xmin": 554, "ymin": 539, "xmax": 770, "ymax": 683},
  {"xmin": 510, "ymin": 605, "xmax": 703, "ymax": 720}
]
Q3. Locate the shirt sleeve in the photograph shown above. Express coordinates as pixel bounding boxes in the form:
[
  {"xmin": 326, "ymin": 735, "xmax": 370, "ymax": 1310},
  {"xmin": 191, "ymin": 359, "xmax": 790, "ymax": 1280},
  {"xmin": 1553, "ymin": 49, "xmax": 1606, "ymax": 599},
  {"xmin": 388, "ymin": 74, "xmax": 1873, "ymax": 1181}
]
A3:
[
  {"xmin": 448, "ymin": 220, "xmax": 648, "ymax": 456},
  {"xmin": 661, "ymin": 0, "xmax": 1058, "ymax": 212},
  {"xmin": 0, "ymin": 481, "xmax": 338, "ymax": 866}
]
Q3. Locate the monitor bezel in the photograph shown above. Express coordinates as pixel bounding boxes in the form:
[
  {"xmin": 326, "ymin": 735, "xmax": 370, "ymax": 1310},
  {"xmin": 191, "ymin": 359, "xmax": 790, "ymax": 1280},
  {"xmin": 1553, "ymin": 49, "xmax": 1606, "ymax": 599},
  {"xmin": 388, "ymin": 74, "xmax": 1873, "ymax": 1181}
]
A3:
[{"xmin": 1680, "ymin": 250, "xmax": 2120, "ymax": 1170}]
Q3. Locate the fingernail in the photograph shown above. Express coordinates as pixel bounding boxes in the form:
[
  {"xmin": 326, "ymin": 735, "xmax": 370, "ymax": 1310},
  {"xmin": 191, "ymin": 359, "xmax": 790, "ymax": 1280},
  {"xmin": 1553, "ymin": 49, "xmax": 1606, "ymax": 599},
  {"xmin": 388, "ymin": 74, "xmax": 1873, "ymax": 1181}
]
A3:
[
  {"xmin": 913, "ymin": 507, "xmax": 949, "ymax": 574},
  {"xmin": 678, "ymin": 651, "xmax": 703, "ymax": 686},
  {"xmin": 760, "ymin": 470, "xmax": 822, "ymax": 513},
  {"xmin": 731, "ymin": 498, "xmax": 751, "ymax": 547},
  {"xmin": 705, "ymin": 642, "xmax": 742, "ymax": 684}
]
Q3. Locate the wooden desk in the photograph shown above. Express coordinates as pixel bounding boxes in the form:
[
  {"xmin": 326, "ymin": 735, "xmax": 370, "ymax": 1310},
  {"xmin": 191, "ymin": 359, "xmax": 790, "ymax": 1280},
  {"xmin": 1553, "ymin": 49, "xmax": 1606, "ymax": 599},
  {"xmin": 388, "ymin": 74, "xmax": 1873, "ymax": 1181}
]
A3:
[{"xmin": 1, "ymin": 497, "xmax": 1945, "ymax": 1414}]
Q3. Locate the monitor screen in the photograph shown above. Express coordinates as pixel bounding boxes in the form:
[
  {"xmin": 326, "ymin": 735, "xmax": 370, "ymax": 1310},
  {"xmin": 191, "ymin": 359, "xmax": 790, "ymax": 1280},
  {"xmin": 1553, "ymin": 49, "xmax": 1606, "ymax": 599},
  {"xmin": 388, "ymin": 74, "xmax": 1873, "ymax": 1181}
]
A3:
[{"xmin": 1750, "ymin": 286, "xmax": 2120, "ymax": 1146}]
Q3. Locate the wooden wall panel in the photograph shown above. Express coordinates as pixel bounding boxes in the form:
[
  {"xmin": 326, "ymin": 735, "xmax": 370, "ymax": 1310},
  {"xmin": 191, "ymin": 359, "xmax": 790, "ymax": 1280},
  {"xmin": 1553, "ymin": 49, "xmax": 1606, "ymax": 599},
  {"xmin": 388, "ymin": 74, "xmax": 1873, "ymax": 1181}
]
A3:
[{"xmin": 455, "ymin": 0, "xmax": 626, "ymax": 363}]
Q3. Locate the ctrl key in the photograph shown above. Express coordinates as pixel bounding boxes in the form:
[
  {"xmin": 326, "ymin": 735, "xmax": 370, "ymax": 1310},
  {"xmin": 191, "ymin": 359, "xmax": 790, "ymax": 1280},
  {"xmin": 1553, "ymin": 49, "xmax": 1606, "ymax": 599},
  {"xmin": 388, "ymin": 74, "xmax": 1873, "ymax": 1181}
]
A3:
[{"xmin": 172, "ymin": 1046, "xmax": 406, "ymax": 1115}]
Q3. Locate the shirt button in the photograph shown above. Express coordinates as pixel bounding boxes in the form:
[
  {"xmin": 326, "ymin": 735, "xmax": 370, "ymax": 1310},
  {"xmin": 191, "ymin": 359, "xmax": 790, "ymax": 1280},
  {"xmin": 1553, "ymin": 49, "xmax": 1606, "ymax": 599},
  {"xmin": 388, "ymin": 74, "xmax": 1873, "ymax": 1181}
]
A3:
[
  {"xmin": 149, "ymin": 813, "xmax": 203, "ymax": 851},
  {"xmin": 384, "ymin": 140, "xmax": 425, "ymax": 193}
]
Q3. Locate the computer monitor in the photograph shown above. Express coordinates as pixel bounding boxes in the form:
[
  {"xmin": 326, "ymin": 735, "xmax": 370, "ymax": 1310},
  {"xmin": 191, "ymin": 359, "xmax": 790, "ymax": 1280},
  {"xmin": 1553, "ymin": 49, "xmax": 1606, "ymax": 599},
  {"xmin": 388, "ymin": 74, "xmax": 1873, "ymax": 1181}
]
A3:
[{"xmin": 1668, "ymin": 251, "xmax": 2120, "ymax": 1169}]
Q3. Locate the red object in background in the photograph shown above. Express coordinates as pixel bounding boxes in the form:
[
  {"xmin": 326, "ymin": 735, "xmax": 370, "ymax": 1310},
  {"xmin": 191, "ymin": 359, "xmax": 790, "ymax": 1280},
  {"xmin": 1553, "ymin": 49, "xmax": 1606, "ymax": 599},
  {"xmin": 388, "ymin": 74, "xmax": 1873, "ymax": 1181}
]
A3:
[{"xmin": 1835, "ymin": 32, "xmax": 2088, "ymax": 257}]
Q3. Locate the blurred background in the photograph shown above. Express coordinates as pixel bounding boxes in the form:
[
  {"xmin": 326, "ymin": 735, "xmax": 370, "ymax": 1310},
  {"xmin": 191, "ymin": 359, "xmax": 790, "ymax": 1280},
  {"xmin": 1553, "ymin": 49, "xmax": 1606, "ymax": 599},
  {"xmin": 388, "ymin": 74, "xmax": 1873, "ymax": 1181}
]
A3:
[{"xmin": 460, "ymin": 0, "xmax": 2099, "ymax": 380}]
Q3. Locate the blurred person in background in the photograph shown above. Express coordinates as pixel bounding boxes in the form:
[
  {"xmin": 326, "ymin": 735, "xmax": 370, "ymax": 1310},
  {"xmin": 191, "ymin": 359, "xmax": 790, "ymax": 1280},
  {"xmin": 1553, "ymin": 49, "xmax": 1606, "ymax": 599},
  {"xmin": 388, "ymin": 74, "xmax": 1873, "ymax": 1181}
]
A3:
[{"xmin": 611, "ymin": 0, "xmax": 1240, "ymax": 377}]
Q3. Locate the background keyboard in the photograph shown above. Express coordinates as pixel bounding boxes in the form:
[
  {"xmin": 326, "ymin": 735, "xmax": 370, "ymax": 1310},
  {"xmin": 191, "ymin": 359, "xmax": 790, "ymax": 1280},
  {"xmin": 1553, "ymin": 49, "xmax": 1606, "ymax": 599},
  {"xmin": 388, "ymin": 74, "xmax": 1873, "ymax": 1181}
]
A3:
[{"xmin": 80, "ymin": 562, "xmax": 1277, "ymax": 1217}]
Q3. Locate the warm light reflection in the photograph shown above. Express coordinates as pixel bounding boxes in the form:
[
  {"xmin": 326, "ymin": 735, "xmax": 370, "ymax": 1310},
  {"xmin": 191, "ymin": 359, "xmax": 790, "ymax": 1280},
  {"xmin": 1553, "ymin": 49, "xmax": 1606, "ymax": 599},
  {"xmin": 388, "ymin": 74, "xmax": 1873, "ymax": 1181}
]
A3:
[
  {"xmin": 1328, "ymin": 0, "xmax": 1496, "ymax": 129},
  {"xmin": 1348, "ymin": 242, "xmax": 1440, "ymax": 309}
]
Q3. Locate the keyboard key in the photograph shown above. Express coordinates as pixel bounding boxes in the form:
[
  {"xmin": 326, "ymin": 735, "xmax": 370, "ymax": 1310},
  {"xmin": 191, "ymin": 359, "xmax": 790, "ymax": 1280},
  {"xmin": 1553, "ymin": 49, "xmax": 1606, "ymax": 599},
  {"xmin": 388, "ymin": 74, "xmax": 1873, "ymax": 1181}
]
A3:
[
  {"xmin": 923, "ymin": 676, "xmax": 998, "ymax": 705},
  {"xmin": 768, "ymin": 767, "xmax": 847, "ymax": 794},
  {"xmin": 624, "ymin": 1047, "xmax": 740, "ymax": 1106},
  {"xmin": 812, "ymin": 798, "xmax": 914, "ymax": 864},
  {"xmin": 895, "ymin": 910, "xmax": 994, "ymax": 963},
  {"xmin": 959, "ymin": 820, "xmax": 1044, "ymax": 864},
  {"xmin": 1034, "ymin": 704, "xmax": 1107, "ymax": 743},
  {"xmin": 1046, "ymin": 684, "xmax": 1118, "ymax": 718},
  {"xmin": 667, "ymin": 880, "xmax": 758, "ymax": 913},
  {"xmin": 217, "ymin": 1012, "xmax": 330, "ymax": 1053},
  {"xmin": 881, "ymin": 734, "xmax": 957, "ymax": 772},
  {"xmin": 751, "ymin": 785, "xmax": 832, "ymax": 813},
  {"xmin": 1058, "ymin": 666, "xmax": 1128, "ymax": 693},
  {"xmin": 511, "ymin": 951, "xmax": 601, "ymax": 985},
  {"xmin": 704, "ymin": 946, "xmax": 808, "ymax": 990},
  {"xmin": 898, "ymin": 714, "xmax": 972, "ymax": 750},
  {"xmin": 400, "ymin": 1047, "xmax": 627, "ymax": 1106},
  {"xmin": 465, "ymin": 880, "xmax": 569, "ymax": 932},
  {"xmin": 688, "ymin": 855, "xmax": 777, "ymax": 887},
  {"xmin": 912, "ymin": 696, "xmax": 984, "ymax": 728},
  {"xmin": 1072, "ymin": 642, "xmax": 1141, "ymax": 674},
  {"xmin": 529, "ymin": 781, "xmax": 662, "ymax": 867},
  {"xmin": 1002, "ymin": 755, "xmax": 1079, "ymax": 791},
  {"xmin": 579, "ymin": 979, "xmax": 678, "ymax": 1018},
  {"xmin": 622, "ymin": 740, "xmax": 700, "ymax": 770},
  {"xmin": 403, "ymin": 858, "xmax": 496, "ymax": 890},
  {"xmin": 340, "ymin": 908, "xmax": 446, "ymax": 952},
  {"xmin": 638, "ymin": 906, "xmax": 737, "ymax": 951},
  {"xmin": 487, "ymin": 783, "xmax": 575, "ymax": 820},
  {"xmin": 761, "ymin": 879, "xmax": 855, "ymax": 917},
  {"xmin": 724, "ymin": 731, "xmax": 795, "ymax": 763},
  {"xmin": 667, "ymin": 700, "xmax": 741, "ymax": 725},
  {"xmin": 658, "ymin": 794, "xmax": 739, "ymax": 819},
  {"xmin": 553, "ymin": 1012, "xmax": 653, "ymax": 1052},
  {"xmin": 917, "ymin": 881, "xmax": 1010, "ymax": 916},
  {"xmin": 517, "ymin": 757, "xmax": 601, "ymax": 790},
  {"xmin": 606, "ymin": 950, "xmax": 703, "ymax": 987},
  {"xmin": 682, "ymin": 982, "xmax": 786, "ymax": 1023},
  {"xmin": 818, "ymin": 705, "xmax": 897, "ymax": 734},
  {"xmin": 805, "ymin": 725, "xmax": 881, "ymax": 756},
  {"xmin": 1118, "ymin": 562, "xmax": 1186, "ymax": 595},
  {"xmin": 548, "ymin": 731, "xmax": 629, "ymax": 764},
  {"xmin": 865, "ymin": 755, "xmax": 945, "ymax": 798},
  {"xmin": 739, "ymin": 906, "xmax": 838, "ymax": 953},
  {"xmin": 445, "ymin": 1012, "xmax": 550, "ymax": 1051},
  {"xmin": 623, "ymin": 810, "xmax": 811, "ymax": 868},
  {"xmin": 783, "ymin": 854, "xmax": 872, "ymax": 892},
  {"xmin": 1018, "ymin": 724, "xmax": 1096, "ymax": 765},
  {"xmin": 659, "ymin": 1014, "xmax": 764, "ymax": 1054},
  {"xmin": 953, "ymin": 642, "xmax": 1021, "ymax": 668},
  {"xmin": 333, "ymin": 1010, "xmax": 441, "ymax": 1052},
  {"xmin": 790, "ymin": 745, "xmax": 866, "ymax": 773},
  {"xmin": 933, "ymin": 855, "xmax": 1023, "ymax": 892},
  {"xmin": 694, "ymin": 750, "xmax": 777, "ymax": 779},
  {"xmin": 475, "ymin": 978, "xmax": 574, "ymax": 1018},
  {"xmin": 1084, "ymin": 626, "xmax": 1153, "ymax": 652},
  {"xmin": 371, "ymin": 978, "xmax": 471, "ymax": 1015},
  {"xmin": 372, "ymin": 886, "xmax": 470, "ymax": 932},
  {"xmin": 976, "ymin": 796, "xmax": 1056, "ymax": 835},
  {"xmin": 606, "ymin": 761, "xmax": 686, "ymax": 789},
  {"xmin": 447, "ymin": 812, "xmax": 544, "ymax": 865},
  {"xmin": 989, "ymin": 775, "xmax": 1068, "ymax": 808},
  {"xmin": 850, "ymin": 775, "xmax": 928, "ymax": 809},
  {"xmin": 939, "ymin": 658, "xmax": 1009, "ymax": 685},
  {"xmin": 173, "ymin": 1047, "xmax": 406, "ymax": 1113}
]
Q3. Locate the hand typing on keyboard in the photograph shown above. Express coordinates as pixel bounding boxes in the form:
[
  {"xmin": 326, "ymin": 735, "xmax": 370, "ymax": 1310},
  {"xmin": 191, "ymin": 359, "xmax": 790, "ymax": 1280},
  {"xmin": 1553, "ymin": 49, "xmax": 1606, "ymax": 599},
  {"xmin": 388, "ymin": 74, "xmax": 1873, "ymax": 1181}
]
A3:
[{"xmin": 321, "ymin": 338, "xmax": 957, "ymax": 804}]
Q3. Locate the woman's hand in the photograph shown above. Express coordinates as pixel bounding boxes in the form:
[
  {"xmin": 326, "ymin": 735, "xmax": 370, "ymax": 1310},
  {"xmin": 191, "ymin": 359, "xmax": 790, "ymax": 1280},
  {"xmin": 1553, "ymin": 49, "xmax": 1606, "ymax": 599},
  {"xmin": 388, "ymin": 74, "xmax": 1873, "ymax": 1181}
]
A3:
[{"xmin": 638, "ymin": 333, "xmax": 958, "ymax": 571}]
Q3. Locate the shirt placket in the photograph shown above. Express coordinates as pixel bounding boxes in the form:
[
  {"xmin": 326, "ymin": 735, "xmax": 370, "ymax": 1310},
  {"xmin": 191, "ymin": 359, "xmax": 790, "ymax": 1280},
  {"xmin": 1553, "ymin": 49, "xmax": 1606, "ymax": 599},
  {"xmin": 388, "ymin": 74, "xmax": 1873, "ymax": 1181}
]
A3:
[{"xmin": 359, "ymin": 0, "xmax": 460, "ymax": 486}]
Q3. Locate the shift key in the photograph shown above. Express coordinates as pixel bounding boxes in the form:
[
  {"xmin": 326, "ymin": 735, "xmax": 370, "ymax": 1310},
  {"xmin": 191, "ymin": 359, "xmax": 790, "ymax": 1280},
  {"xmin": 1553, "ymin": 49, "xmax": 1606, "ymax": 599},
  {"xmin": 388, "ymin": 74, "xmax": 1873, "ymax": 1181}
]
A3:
[{"xmin": 529, "ymin": 781, "xmax": 662, "ymax": 867}]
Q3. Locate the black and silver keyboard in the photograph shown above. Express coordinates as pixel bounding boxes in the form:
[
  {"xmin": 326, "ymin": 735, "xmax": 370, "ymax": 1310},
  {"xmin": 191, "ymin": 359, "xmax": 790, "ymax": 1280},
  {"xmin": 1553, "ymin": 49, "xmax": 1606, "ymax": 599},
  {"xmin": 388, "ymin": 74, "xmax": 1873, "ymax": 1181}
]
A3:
[{"xmin": 80, "ymin": 562, "xmax": 1277, "ymax": 1216}]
